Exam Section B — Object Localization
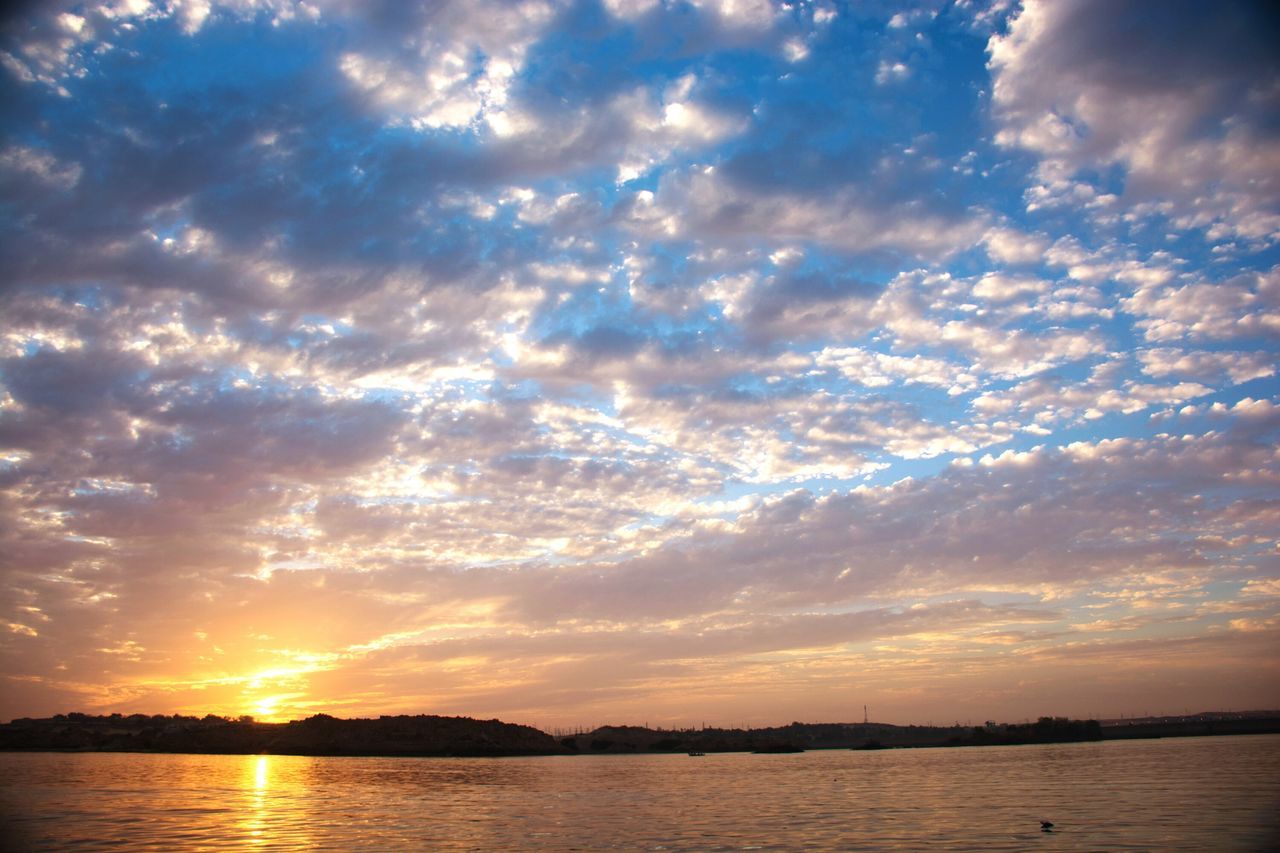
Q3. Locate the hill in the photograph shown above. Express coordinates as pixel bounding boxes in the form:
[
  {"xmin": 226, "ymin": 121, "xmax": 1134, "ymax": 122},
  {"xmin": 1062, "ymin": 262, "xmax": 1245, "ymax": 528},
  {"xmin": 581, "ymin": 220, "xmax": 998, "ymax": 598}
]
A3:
[
  {"xmin": 4, "ymin": 711, "xmax": 1276, "ymax": 757},
  {"xmin": 0, "ymin": 712, "xmax": 564, "ymax": 757}
]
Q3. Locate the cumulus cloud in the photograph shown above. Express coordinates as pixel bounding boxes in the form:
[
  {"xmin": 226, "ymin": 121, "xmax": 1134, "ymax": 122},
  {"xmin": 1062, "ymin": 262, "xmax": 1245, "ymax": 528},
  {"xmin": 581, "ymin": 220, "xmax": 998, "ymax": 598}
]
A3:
[
  {"xmin": 622, "ymin": 165, "xmax": 987, "ymax": 257},
  {"xmin": 1123, "ymin": 266, "xmax": 1280, "ymax": 342},
  {"xmin": 988, "ymin": 0, "xmax": 1280, "ymax": 244},
  {"xmin": 983, "ymin": 226, "xmax": 1049, "ymax": 266},
  {"xmin": 1138, "ymin": 347, "xmax": 1276, "ymax": 385},
  {"xmin": 873, "ymin": 270, "xmax": 1105, "ymax": 379},
  {"xmin": 335, "ymin": 0, "xmax": 556, "ymax": 132}
]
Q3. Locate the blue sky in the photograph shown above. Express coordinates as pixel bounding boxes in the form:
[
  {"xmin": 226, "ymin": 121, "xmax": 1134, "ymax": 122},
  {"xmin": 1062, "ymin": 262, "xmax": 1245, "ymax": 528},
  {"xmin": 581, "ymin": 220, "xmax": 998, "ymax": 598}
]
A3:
[{"xmin": 1, "ymin": 0, "xmax": 1278, "ymax": 726}]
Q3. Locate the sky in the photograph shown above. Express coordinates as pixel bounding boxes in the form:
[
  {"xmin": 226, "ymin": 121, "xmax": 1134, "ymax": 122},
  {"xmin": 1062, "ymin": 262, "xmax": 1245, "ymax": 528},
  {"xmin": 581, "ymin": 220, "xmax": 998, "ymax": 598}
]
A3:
[{"xmin": 1, "ymin": 0, "xmax": 1278, "ymax": 729}]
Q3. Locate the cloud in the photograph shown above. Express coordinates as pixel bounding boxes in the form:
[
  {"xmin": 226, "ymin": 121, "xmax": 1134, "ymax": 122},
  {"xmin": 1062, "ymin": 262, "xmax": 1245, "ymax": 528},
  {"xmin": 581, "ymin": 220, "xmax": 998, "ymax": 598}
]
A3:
[
  {"xmin": 335, "ymin": 0, "xmax": 557, "ymax": 133},
  {"xmin": 1137, "ymin": 347, "xmax": 1276, "ymax": 385},
  {"xmin": 1123, "ymin": 266, "xmax": 1280, "ymax": 342},
  {"xmin": 874, "ymin": 270, "xmax": 1105, "ymax": 379},
  {"xmin": 982, "ymin": 226, "xmax": 1049, "ymax": 266},
  {"xmin": 622, "ymin": 166, "xmax": 987, "ymax": 258},
  {"xmin": 2, "ymin": 0, "xmax": 1278, "ymax": 727},
  {"xmin": 874, "ymin": 60, "xmax": 910, "ymax": 85},
  {"xmin": 816, "ymin": 347, "xmax": 977, "ymax": 394},
  {"xmin": 988, "ymin": 0, "xmax": 1280, "ymax": 244}
]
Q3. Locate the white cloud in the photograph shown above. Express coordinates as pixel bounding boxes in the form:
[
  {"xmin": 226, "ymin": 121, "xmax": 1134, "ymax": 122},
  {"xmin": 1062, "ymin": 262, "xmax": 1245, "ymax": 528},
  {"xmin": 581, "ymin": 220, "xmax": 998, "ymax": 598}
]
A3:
[
  {"xmin": 0, "ymin": 146, "xmax": 82, "ymax": 189},
  {"xmin": 1124, "ymin": 266, "xmax": 1280, "ymax": 342},
  {"xmin": 600, "ymin": 0, "xmax": 661, "ymax": 18},
  {"xmin": 690, "ymin": 0, "xmax": 779, "ymax": 31},
  {"xmin": 817, "ymin": 348, "xmax": 978, "ymax": 393},
  {"xmin": 874, "ymin": 270, "xmax": 1104, "ymax": 379},
  {"xmin": 337, "ymin": 1, "xmax": 556, "ymax": 132},
  {"xmin": 1138, "ymin": 348, "xmax": 1276, "ymax": 385},
  {"xmin": 988, "ymin": 0, "xmax": 1280, "ymax": 244},
  {"xmin": 971, "ymin": 272, "xmax": 1048, "ymax": 302},
  {"xmin": 983, "ymin": 227, "xmax": 1049, "ymax": 266},
  {"xmin": 625, "ymin": 167, "xmax": 986, "ymax": 258},
  {"xmin": 782, "ymin": 37, "xmax": 809, "ymax": 62},
  {"xmin": 875, "ymin": 60, "xmax": 910, "ymax": 85}
]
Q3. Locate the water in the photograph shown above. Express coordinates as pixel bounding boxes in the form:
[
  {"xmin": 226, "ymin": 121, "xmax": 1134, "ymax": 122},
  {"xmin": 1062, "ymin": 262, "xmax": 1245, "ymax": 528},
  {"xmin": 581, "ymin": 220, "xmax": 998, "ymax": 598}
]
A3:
[{"xmin": 2, "ymin": 735, "xmax": 1278, "ymax": 850}]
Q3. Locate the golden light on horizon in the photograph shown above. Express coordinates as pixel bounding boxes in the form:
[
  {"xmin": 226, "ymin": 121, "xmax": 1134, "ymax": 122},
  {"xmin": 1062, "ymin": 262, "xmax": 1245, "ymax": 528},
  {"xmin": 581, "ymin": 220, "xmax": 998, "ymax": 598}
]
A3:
[{"xmin": 251, "ymin": 696, "xmax": 282, "ymax": 721}]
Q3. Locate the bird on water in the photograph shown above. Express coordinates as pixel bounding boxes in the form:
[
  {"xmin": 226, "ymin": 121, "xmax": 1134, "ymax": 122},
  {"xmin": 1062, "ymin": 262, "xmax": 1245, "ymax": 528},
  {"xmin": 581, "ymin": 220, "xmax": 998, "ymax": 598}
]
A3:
[{"xmin": 1040, "ymin": 820, "xmax": 1054, "ymax": 832}]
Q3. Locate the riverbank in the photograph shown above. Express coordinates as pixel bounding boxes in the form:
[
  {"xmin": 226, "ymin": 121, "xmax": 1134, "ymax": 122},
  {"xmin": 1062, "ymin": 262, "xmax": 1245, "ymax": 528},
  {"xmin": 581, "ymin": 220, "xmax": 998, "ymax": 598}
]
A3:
[
  {"xmin": 0, "ymin": 713, "xmax": 563, "ymax": 757},
  {"xmin": 2, "ymin": 711, "xmax": 1276, "ymax": 757}
]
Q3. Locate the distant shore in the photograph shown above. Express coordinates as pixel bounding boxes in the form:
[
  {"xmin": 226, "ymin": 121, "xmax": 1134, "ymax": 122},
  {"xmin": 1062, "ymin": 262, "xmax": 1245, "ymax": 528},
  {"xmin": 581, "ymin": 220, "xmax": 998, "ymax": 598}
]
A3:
[{"xmin": 2, "ymin": 711, "xmax": 1277, "ymax": 758}]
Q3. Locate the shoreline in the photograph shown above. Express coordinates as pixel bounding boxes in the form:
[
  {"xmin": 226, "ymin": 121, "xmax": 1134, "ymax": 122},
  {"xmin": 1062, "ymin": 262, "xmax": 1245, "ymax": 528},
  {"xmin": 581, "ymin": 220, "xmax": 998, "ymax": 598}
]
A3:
[
  {"xmin": 3, "ymin": 712, "xmax": 1277, "ymax": 759},
  {"xmin": 3, "ymin": 729, "xmax": 1278, "ymax": 760}
]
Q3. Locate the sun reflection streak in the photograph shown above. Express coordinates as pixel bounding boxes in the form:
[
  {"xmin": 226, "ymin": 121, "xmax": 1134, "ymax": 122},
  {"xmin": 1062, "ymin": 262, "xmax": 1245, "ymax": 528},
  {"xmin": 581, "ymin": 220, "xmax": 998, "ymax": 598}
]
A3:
[
  {"xmin": 230, "ymin": 754, "xmax": 316, "ymax": 848},
  {"xmin": 240, "ymin": 755, "xmax": 270, "ymax": 846}
]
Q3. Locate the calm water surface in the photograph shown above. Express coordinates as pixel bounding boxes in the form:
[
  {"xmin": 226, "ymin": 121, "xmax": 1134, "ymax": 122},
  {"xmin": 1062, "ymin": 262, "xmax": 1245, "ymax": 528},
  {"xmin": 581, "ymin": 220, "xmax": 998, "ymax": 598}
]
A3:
[{"xmin": 2, "ymin": 735, "xmax": 1278, "ymax": 850}]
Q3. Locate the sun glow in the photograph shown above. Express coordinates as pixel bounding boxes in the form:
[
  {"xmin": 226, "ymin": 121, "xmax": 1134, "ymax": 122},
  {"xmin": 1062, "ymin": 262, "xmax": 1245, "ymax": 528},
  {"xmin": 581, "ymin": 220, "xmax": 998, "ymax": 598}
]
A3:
[{"xmin": 251, "ymin": 695, "xmax": 286, "ymax": 722}]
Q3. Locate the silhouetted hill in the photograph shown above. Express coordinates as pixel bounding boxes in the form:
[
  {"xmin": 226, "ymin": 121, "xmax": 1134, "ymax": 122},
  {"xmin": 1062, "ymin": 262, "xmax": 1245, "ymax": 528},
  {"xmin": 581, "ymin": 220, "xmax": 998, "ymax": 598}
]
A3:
[
  {"xmin": 942, "ymin": 717, "xmax": 1102, "ymax": 746},
  {"xmin": 558, "ymin": 724, "xmax": 806, "ymax": 754},
  {"xmin": 1098, "ymin": 711, "xmax": 1280, "ymax": 740},
  {"xmin": 0, "ymin": 712, "xmax": 564, "ymax": 757},
  {"xmin": 560, "ymin": 721, "xmax": 984, "ymax": 752},
  {"xmin": 560, "ymin": 714, "xmax": 1280, "ymax": 753},
  {"xmin": 267, "ymin": 713, "xmax": 562, "ymax": 756},
  {"xmin": 3, "ymin": 711, "xmax": 1276, "ymax": 757}
]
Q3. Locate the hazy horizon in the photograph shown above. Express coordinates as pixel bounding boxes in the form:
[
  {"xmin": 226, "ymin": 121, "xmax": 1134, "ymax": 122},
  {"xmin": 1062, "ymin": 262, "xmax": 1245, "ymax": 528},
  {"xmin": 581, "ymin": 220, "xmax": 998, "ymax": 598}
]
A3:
[{"xmin": 2, "ymin": 0, "xmax": 1278, "ymax": 728}]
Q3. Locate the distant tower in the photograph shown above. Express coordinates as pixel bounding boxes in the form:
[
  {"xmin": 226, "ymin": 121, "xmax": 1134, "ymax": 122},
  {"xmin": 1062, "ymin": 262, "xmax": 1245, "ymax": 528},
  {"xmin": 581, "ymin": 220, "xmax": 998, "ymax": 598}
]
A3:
[{"xmin": 864, "ymin": 705, "xmax": 868, "ymax": 724}]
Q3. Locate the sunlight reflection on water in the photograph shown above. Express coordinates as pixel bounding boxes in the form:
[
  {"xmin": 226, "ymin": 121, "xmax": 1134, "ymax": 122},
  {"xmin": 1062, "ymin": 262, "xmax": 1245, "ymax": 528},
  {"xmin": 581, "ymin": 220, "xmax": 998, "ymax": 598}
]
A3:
[
  {"xmin": 1, "ymin": 735, "xmax": 1278, "ymax": 850},
  {"xmin": 242, "ymin": 755, "xmax": 268, "ymax": 846}
]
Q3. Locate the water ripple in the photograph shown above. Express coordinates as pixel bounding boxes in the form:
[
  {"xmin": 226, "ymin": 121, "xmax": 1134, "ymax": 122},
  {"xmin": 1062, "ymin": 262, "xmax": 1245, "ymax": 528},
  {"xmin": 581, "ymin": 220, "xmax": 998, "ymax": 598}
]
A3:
[{"xmin": 2, "ymin": 735, "xmax": 1278, "ymax": 850}]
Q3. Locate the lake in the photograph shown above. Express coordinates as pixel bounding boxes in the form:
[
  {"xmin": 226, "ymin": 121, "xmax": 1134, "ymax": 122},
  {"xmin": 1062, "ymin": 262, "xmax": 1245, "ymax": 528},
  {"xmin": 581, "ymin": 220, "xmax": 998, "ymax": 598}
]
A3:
[{"xmin": 2, "ymin": 735, "xmax": 1278, "ymax": 850}]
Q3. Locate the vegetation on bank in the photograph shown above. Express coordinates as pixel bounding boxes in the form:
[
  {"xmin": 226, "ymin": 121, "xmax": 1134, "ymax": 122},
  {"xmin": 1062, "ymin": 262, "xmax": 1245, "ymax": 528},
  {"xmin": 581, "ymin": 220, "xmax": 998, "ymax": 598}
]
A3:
[
  {"xmin": 941, "ymin": 717, "xmax": 1102, "ymax": 747},
  {"xmin": 2, "ymin": 711, "xmax": 1276, "ymax": 757},
  {"xmin": 0, "ymin": 712, "xmax": 562, "ymax": 757}
]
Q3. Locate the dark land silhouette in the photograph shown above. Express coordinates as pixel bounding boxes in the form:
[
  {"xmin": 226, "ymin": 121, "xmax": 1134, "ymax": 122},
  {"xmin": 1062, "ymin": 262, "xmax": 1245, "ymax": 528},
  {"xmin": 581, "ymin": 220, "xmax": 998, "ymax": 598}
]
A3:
[
  {"xmin": 1, "ymin": 710, "xmax": 1276, "ymax": 757},
  {"xmin": 0, "ymin": 713, "xmax": 560, "ymax": 757}
]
